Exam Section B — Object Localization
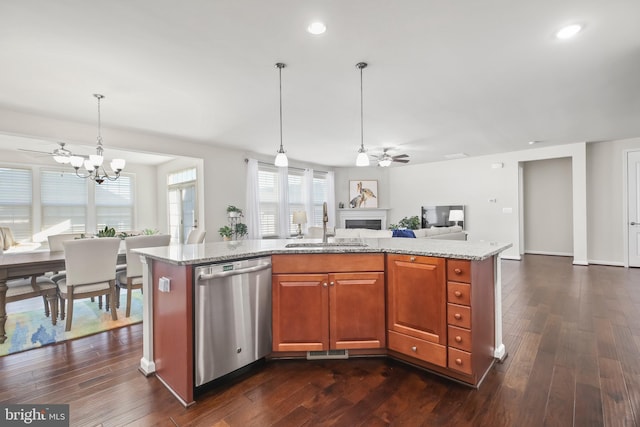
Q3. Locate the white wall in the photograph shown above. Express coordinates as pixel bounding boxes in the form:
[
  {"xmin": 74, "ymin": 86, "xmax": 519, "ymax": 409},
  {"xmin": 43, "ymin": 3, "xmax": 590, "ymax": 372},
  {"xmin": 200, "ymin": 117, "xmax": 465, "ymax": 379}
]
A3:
[{"xmin": 522, "ymin": 158, "xmax": 573, "ymax": 256}]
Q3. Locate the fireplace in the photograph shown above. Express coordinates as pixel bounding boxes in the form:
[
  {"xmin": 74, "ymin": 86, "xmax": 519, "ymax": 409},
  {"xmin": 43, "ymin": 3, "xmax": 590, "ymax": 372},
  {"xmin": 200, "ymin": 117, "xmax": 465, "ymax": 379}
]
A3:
[
  {"xmin": 345, "ymin": 219, "xmax": 382, "ymax": 230},
  {"xmin": 338, "ymin": 208, "xmax": 388, "ymax": 230}
]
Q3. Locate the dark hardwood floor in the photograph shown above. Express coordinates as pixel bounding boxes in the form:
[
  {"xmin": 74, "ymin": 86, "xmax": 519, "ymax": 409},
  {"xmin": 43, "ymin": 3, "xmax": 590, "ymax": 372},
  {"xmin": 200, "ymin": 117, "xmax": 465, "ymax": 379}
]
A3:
[{"xmin": 1, "ymin": 254, "xmax": 639, "ymax": 426}]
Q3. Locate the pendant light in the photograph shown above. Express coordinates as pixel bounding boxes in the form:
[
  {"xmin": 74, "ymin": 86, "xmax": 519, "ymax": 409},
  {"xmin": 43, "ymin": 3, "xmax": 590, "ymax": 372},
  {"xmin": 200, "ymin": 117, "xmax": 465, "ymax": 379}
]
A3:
[
  {"xmin": 274, "ymin": 62, "xmax": 288, "ymax": 167},
  {"xmin": 355, "ymin": 62, "xmax": 370, "ymax": 167}
]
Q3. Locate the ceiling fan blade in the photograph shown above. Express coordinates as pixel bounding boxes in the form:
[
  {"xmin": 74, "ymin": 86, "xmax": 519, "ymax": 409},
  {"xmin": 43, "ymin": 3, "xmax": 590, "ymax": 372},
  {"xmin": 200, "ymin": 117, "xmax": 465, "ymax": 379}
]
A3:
[
  {"xmin": 393, "ymin": 158, "xmax": 410, "ymax": 163},
  {"xmin": 18, "ymin": 148, "xmax": 54, "ymax": 155},
  {"xmin": 391, "ymin": 154, "xmax": 409, "ymax": 159}
]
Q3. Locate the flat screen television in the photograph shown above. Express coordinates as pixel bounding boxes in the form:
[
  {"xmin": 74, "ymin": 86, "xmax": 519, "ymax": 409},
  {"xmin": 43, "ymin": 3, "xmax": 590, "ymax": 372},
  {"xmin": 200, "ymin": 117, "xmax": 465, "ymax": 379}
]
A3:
[{"xmin": 421, "ymin": 205, "xmax": 465, "ymax": 229}]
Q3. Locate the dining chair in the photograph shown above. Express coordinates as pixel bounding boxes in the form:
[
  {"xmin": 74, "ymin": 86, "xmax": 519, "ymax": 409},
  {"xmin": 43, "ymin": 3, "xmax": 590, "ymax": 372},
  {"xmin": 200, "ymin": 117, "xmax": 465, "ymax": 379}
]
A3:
[
  {"xmin": 116, "ymin": 234, "xmax": 171, "ymax": 317},
  {"xmin": 47, "ymin": 233, "xmax": 83, "ymax": 252},
  {"xmin": 58, "ymin": 237, "xmax": 121, "ymax": 331},
  {"xmin": 186, "ymin": 229, "xmax": 206, "ymax": 244},
  {"xmin": 6, "ymin": 276, "xmax": 58, "ymax": 325}
]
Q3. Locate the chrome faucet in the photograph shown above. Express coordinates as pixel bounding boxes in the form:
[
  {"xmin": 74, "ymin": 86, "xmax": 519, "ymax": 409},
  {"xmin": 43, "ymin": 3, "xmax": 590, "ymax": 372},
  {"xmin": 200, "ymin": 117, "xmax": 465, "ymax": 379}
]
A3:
[{"xmin": 322, "ymin": 202, "xmax": 329, "ymax": 243}]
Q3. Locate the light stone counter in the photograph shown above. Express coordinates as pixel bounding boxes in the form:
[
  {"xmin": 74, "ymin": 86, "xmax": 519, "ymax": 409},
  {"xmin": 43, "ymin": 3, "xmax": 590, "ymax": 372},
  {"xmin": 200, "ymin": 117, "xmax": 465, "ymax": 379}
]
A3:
[{"xmin": 134, "ymin": 237, "xmax": 512, "ymax": 265}]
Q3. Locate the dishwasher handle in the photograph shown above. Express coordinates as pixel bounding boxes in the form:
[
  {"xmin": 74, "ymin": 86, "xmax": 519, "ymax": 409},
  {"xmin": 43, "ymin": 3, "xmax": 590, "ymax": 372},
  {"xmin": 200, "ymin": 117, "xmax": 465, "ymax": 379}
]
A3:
[{"xmin": 197, "ymin": 262, "xmax": 271, "ymax": 281}]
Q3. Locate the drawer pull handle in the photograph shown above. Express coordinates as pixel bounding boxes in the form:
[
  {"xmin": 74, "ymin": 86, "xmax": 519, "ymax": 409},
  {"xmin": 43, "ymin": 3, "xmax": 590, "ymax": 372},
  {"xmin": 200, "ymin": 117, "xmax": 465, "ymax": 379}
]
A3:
[
  {"xmin": 455, "ymin": 358, "xmax": 463, "ymax": 365},
  {"xmin": 330, "ymin": 281, "xmax": 335, "ymax": 286},
  {"xmin": 411, "ymin": 346, "xmax": 417, "ymax": 352},
  {"xmin": 410, "ymin": 256, "xmax": 416, "ymax": 262},
  {"xmin": 454, "ymin": 291, "xmax": 462, "ymax": 297},
  {"xmin": 322, "ymin": 282, "xmax": 328, "ymax": 287},
  {"xmin": 454, "ymin": 313, "xmax": 462, "ymax": 320},
  {"xmin": 454, "ymin": 268, "xmax": 462, "ymax": 275},
  {"xmin": 455, "ymin": 336, "xmax": 462, "ymax": 343}
]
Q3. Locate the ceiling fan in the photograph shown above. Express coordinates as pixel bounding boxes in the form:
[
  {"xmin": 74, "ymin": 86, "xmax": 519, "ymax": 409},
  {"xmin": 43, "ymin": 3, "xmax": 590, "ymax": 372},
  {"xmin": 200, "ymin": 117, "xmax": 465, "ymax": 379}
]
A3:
[
  {"xmin": 18, "ymin": 142, "xmax": 81, "ymax": 164},
  {"xmin": 371, "ymin": 148, "xmax": 410, "ymax": 167}
]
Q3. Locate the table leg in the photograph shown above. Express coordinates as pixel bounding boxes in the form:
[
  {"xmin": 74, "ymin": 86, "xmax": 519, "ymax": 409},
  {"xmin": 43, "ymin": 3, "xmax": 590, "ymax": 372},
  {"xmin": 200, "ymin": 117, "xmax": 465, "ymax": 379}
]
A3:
[{"xmin": 0, "ymin": 278, "xmax": 7, "ymax": 344}]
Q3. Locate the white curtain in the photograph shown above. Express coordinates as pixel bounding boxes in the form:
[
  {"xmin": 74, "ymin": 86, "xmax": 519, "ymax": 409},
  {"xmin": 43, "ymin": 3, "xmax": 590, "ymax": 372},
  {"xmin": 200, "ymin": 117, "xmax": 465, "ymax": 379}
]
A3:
[
  {"xmin": 245, "ymin": 159, "xmax": 261, "ymax": 239},
  {"xmin": 303, "ymin": 168, "xmax": 314, "ymax": 233},
  {"xmin": 278, "ymin": 166, "xmax": 290, "ymax": 238},
  {"xmin": 326, "ymin": 171, "xmax": 336, "ymax": 228}
]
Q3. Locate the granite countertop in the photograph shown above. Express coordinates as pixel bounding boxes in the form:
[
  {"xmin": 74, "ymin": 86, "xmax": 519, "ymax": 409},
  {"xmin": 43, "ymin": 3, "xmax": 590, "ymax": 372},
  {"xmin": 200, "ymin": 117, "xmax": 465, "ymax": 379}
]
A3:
[{"xmin": 133, "ymin": 238, "xmax": 512, "ymax": 266}]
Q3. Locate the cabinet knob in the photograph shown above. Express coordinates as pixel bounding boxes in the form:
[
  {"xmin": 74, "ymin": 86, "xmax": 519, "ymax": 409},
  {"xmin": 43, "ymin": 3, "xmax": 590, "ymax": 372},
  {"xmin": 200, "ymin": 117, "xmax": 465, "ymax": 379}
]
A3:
[
  {"xmin": 454, "ymin": 291, "xmax": 462, "ymax": 297},
  {"xmin": 330, "ymin": 281, "xmax": 335, "ymax": 286},
  {"xmin": 410, "ymin": 256, "xmax": 416, "ymax": 262},
  {"xmin": 322, "ymin": 282, "xmax": 328, "ymax": 287},
  {"xmin": 455, "ymin": 336, "xmax": 462, "ymax": 343},
  {"xmin": 454, "ymin": 268, "xmax": 462, "ymax": 275},
  {"xmin": 455, "ymin": 358, "xmax": 463, "ymax": 365},
  {"xmin": 454, "ymin": 313, "xmax": 462, "ymax": 320},
  {"xmin": 411, "ymin": 346, "xmax": 417, "ymax": 352}
]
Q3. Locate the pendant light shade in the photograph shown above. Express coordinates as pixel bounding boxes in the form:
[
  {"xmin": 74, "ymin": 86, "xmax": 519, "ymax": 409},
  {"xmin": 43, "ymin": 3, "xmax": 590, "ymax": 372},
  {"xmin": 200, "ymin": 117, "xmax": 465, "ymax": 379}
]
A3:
[
  {"xmin": 355, "ymin": 62, "xmax": 369, "ymax": 167},
  {"xmin": 274, "ymin": 62, "xmax": 288, "ymax": 167}
]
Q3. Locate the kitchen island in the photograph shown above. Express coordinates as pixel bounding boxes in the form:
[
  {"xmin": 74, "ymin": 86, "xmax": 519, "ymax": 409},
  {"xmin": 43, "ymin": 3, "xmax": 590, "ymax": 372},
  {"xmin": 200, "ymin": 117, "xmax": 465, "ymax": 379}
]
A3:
[{"xmin": 135, "ymin": 238, "xmax": 511, "ymax": 406}]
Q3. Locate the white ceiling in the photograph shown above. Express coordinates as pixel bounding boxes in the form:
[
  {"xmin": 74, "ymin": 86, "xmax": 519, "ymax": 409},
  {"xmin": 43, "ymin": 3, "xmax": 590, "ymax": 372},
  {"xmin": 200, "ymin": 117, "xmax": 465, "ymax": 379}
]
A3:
[{"xmin": 1, "ymin": 0, "xmax": 639, "ymax": 167}]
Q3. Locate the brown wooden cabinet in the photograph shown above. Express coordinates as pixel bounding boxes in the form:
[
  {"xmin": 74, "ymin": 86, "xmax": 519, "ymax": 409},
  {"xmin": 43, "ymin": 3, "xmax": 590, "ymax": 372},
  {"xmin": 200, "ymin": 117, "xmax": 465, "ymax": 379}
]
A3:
[
  {"xmin": 386, "ymin": 254, "xmax": 447, "ymax": 367},
  {"xmin": 272, "ymin": 254, "xmax": 385, "ymax": 352}
]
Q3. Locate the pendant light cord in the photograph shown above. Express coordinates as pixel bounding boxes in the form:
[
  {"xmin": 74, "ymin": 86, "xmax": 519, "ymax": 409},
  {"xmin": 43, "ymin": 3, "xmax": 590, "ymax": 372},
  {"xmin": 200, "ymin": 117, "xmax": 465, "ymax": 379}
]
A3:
[
  {"xmin": 359, "ymin": 64, "xmax": 364, "ymax": 151},
  {"xmin": 279, "ymin": 65, "xmax": 283, "ymax": 151}
]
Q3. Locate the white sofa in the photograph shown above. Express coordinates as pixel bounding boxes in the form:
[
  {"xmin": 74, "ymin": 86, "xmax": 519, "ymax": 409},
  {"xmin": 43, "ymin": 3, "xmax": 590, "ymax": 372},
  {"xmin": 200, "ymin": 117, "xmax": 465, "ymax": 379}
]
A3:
[
  {"xmin": 413, "ymin": 225, "xmax": 467, "ymax": 240},
  {"xmin": 307, "ymin": 226, "xmax": 466, "ymax": 240}
]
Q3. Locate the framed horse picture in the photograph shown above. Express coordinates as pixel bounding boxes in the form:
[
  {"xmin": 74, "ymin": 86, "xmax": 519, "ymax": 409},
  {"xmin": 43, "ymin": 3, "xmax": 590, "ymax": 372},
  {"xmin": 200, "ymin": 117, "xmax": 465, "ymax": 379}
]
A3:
[{"xmin": 349, "ymin": 180, "xmax": 378, "ymax": 208}]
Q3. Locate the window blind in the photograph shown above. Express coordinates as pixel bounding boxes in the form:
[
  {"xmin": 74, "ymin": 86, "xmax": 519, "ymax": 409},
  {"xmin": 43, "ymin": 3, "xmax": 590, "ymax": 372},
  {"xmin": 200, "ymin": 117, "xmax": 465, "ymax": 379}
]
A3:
[
  {"xmin": 0, "ymin": 167, "xmax": 32, "ymax": 241},
  {"xmin": 96, "ymin": 175, "xmax": 133, "ymax": 231},
  {"xmin": 41, "ymin": 170, "xmax": 87, "ymax": 234}
]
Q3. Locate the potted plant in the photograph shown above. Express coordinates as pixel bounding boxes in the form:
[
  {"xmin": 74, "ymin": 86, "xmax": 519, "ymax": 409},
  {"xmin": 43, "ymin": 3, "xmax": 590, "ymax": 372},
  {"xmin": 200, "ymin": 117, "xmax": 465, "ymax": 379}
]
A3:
[
  {"xmin": 389, "ymin": 216, "xmax": 421, "ymax": 230},
  {"xmin": 97, "ymin": 225, "xmax": 116, "ymax": 237},
  {"xmin": 218, "ymin": 225, "xmax": 233, "ymax": 241},
  {"xmin": 234, "ymin": 223, "xmax": 248, "ymax": 238},
  {"xmin": 226, "ymin": 205, "xmax": 243, "ymax": 218}
]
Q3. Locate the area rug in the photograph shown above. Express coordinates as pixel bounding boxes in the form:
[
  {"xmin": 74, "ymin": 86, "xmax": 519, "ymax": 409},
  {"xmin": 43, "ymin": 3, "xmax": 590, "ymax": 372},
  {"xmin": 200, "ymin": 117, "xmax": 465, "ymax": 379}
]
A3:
[{"xmin": 0, "ymin": 291, "xmax": 143, "ymax": 356}]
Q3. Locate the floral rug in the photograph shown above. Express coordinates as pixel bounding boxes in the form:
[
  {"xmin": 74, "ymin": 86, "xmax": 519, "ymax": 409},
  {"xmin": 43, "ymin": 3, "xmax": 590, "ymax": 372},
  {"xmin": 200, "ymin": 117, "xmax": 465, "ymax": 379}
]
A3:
[{"xmin": 1, "ymin": 291, "xmax": 143, "ymax": 356}]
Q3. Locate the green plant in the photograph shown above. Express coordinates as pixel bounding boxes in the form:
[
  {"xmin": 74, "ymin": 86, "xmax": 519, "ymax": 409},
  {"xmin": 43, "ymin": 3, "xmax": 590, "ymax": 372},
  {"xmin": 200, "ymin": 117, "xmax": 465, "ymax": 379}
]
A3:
[
  {"xmin": 389, "ymin": 216, "xmax": 421, "ymax": 230},
  {"xmin": 218, "ymin": 225, "xmax": 233, "ymax": 238},
  {"xmin": 141, "ymin": 228, "xmax": 160, "ymax": 235},
  {"xmin": 226, "ymin": 205, "xmax": 243, "ymax": 216},
  {"xmin": 97, "ymin": 225, "xmax": 116, "ymax": 237},
  {"xmin": 234, "ymin": 223, "xmax": 248, "ymax": 238}
]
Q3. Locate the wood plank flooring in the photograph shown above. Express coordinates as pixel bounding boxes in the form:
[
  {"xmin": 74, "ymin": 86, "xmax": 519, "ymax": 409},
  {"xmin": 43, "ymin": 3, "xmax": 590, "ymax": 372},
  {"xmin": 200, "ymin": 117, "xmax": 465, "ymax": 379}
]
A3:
[{"xmin": 1, "ymin": 254, "xmax": 639, "ymax": 426}]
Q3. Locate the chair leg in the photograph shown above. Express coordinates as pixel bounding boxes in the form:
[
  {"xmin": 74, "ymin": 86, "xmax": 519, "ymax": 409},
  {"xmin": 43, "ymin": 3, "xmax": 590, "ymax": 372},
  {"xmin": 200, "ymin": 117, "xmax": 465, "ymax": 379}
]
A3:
[
  {"xmin": 109, "ymin": 283, "xmax": 118, "ymax": 321},
  {"xmin": 65, "ymin": 297, "xmax": 73, "ymax": 332},
  {"xmin": 98, "ymin": 295, "xmax": 103, "ymax": 310},
  {"xmin": 42, "ymin": 296, "xmax": 50, "ymax": 317},
  {"xmin": 46, "ymin": 294, "xmax": 57, "ymax": 326},
  {"xmin": 126, "ymin": 287, "xmax": 133, "ymax": 318},
  {"xmin": 59, "ymin": 296, "xmax": 66, "ymax": 320}
]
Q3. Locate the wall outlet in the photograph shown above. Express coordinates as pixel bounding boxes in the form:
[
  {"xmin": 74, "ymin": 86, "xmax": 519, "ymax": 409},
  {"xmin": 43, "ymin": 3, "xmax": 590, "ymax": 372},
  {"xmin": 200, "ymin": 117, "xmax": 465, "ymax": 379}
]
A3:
[
  {"xmin": 159, "ymin": 276, "xmax": 171, "ymax": 292},
  {"xmin": 502, "ymin": 207, "xmax": 513, "ymax": 214}
]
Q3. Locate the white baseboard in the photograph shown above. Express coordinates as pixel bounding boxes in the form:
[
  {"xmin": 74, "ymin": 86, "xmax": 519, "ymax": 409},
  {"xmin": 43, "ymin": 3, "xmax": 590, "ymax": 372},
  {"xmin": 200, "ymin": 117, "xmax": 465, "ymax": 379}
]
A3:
[
  {"xmin": 587, "ymin": 259, "xmax": 626, "ymax": 267},
  {"xmin": 524, "ymin": 250, "xmax": 573, "ymax": 257},
  {"xmin": 500, "ymin": 255, "xmax": 521, "ymax": 261}
]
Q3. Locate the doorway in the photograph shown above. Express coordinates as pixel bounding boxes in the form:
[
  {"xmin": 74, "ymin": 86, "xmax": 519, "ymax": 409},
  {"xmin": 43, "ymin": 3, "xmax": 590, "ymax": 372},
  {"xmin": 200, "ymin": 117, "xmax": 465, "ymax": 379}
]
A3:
[
  {"xmin": 168, "ymin": 168, "xmax": 199, "ymax": 244},
  {"xmin": 627, "ymin": 150, "xmax": 640, "ymax": 267}
]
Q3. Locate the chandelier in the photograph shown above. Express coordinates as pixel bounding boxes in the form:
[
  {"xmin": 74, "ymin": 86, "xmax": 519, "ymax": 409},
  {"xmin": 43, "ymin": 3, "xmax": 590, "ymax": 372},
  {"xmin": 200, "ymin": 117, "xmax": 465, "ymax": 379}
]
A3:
[{"xmin": 69, "ymin": 94, "xmax": 126, "ymax": 184}]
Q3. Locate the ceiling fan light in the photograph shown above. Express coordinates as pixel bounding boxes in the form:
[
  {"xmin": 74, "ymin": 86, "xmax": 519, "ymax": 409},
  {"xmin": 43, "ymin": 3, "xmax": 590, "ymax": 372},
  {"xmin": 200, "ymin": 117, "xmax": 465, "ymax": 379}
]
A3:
[
  {"xmin": 53, "ymin": 154, "xmax": 70, "ymax": 164},
  {"xmin": 356, "ymin": 150, "xmax": 370, "ymax": 167},
  {"xmin": 378, "ymin": 158, "xmax": 392, "ymax": 167}
]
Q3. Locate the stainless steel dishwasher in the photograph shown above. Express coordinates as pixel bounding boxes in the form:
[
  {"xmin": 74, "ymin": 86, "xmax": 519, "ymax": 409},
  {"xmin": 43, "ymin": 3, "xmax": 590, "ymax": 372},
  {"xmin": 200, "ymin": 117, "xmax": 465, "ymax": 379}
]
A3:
[{"xmin": 194, "ymin": 256, "xmax": 272, "ymax": 387}]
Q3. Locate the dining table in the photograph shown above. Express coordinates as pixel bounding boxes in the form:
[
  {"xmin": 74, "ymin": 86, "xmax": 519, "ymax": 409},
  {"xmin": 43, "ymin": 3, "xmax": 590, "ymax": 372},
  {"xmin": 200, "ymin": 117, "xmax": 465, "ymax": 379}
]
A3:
[{"xmin": 0, "ymin": 250, "xmax": 126, "ymax": 344}]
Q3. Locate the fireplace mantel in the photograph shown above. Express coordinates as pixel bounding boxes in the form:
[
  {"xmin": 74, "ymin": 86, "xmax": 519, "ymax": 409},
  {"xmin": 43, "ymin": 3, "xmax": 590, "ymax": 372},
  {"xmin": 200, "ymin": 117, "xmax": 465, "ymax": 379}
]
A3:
[{"xmin": 337, "ymin": 208, "xmax": 389, "ymax": 230}]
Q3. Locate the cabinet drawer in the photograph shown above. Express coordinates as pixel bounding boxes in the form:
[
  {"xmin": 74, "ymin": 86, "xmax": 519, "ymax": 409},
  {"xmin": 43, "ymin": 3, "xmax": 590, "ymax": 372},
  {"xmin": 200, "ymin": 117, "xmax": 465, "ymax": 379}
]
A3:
[
  {"xmin": 447, "ymin": 260, "xmax": 471, "ymax": 283},
  {"xmin": 388, "ymin": 330, "xmax": 446, "ymax": 367},
  {"xmin": 448, "ymin": 347, "xmax": 473, "ymax": 375},
  {"xmin": 447, "ymin": 303, "xmax": 471, "ymax": 329},
  {"xmin": 447, "ymin": 325, "xmax": 472, "ymax": 352},
  {"xmin": 447, "ymin": 282, "xmax": 470, "ymax": 306}
]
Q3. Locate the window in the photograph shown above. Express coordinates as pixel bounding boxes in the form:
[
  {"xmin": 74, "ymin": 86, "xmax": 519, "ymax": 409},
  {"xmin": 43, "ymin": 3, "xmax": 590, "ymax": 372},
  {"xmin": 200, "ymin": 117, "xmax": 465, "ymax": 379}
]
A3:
[
  {"xmin": 0, "ymin": 167, "xmax": 32, "ymax": 242},
  {"xmin": 41, "ymin": 170, "xmax": 88, "ymax": 235},
  {"xmin": 257, "ymin": 164, "xmax": 331, "ymax": 238},
  {"xmin": 96, "ymin": 175, "xmax": 134, "ymax": 231},
  {"xmin": 167, "ymin": 168, "xmax": 198, "ymax": 243}
]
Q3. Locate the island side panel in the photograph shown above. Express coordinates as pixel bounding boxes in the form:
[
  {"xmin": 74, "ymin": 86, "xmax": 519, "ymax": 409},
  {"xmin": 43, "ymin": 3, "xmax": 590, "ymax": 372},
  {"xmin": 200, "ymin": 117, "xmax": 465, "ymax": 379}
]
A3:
[{"xmin": 153, "ymin": 261, "xmax": 194, "ymax": 406}]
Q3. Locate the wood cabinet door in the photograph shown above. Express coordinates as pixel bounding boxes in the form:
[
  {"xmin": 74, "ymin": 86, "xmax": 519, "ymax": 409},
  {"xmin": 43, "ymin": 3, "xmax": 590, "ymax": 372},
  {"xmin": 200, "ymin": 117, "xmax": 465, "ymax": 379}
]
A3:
[
  {"xmin": 387, "ymin": 255, "xmax": 446, "ymax": 345},
  {"xmin": 329, "ymin": 272, "xmax": 386, "ymax": 350},
  {"xmin": 272, "ymin": 273, "xmax": 328, "ymax": 351}
]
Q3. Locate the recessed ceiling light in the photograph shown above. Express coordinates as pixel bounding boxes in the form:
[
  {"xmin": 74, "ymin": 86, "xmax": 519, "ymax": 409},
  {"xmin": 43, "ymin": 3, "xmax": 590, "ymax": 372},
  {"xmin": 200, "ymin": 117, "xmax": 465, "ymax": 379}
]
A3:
[
  {"xmin": 444, "ymin": 153, "xmax": 468, "ymax": 160},
  {"xmin": 556, "ymin": 24, "xmax": 582, "ymax": 40},
  {"xmin": 528, "ymin": 140, "xmax": 539, "ymax": 145},
  {"xmin": 307, "ymin": 22, "xmax": 327, "ymax": 35}
]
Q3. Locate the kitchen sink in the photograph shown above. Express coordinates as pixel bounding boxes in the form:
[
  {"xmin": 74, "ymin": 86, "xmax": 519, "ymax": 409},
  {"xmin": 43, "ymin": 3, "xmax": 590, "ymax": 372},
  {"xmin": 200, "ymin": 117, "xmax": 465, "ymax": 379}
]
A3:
[{"xmin": 285, "ymin": 242, "xmax": 368, "ymax": 248}]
